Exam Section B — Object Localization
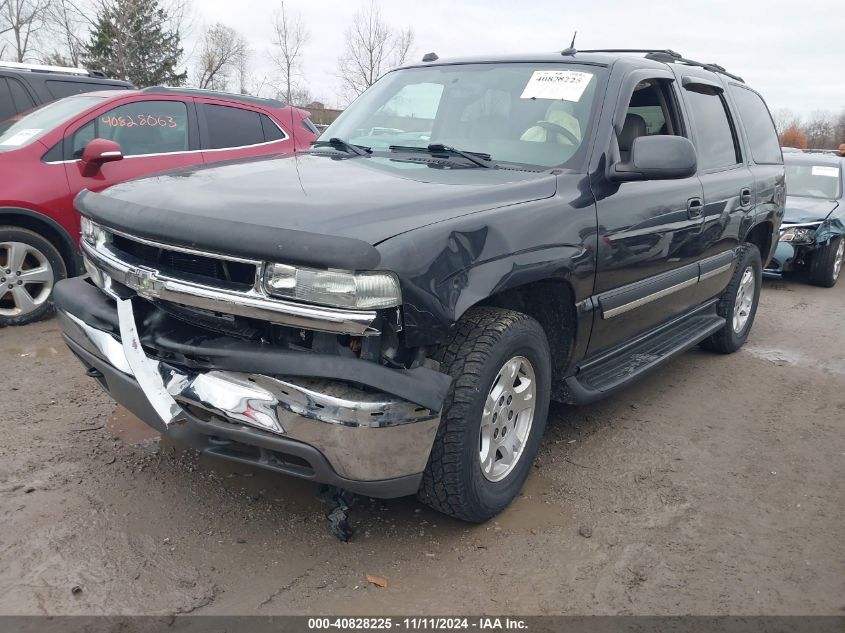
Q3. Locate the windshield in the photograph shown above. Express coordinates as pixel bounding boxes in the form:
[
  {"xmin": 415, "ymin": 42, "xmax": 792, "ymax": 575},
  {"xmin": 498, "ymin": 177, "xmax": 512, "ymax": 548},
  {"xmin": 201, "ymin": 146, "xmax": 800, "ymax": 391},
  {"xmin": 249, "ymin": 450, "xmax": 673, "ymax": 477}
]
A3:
[
  {"xmin": 321, "ymin": 63, "xmax": 603, "ymax": 169},
  {"xmin": 785, "ymin": 163, "xmax": 842, "ymax": 199},
  {"xmin": 0, "ymin": 95, "xmax": 104, "ymax": 151}
]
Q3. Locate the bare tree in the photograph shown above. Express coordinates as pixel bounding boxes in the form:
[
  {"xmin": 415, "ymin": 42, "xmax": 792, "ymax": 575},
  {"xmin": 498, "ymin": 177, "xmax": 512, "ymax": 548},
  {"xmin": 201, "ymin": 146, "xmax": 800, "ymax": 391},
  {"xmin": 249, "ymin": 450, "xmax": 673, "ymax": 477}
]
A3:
[
  {"xmin": 0, "ymin": 0, "xmax": 7, "ymax": 59},
  {"xmin": 269, "ymin": 1, "xmax": 308, "ymax": 104},
  {"xmin": 233, "ymin": 44, "xmax": 251, "ymax": 94},
  {"xmin": 771, "ymin": 108, "xmax": 800, "ymax": 138},
  {"xmin": 337, "ymin": 0, "xmax": 414, "ymax": 99},
  {"xmin": 42, "ymin": 0, "xmax": 86, "ymax": 66},
  {"xmin": 804, "ymin": 110, "xmax": 836, "ymax": 149},
  {"xmin": 835, "ymin": 108, "xmax": 845, "ymax": 148},
  {"xmin": 288, "ymin": 86, "xmax": 311, "ymax": 106},
  {"xmin": 194, "ymin": 22, "xmax": 247, "ymax": 91},
  {"xmin": 1, "ymin": 0, "xmax": 52, "ymax": 62}
]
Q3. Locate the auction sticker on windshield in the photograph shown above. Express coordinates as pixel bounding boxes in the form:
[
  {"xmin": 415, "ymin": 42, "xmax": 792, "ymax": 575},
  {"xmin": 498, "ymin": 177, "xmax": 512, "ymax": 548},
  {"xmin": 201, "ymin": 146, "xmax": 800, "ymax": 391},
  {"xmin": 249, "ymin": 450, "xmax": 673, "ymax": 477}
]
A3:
[
  {"xmin": 520, "ymin": 70, "xmax": 592, "ymax": 101},
  {"xmin": 0, "ymin": 128, "xmax": 41, "ymax": 146},
  {"xmin": 812, "ymin": 165, "xmax": 839, "ymax": 178}
]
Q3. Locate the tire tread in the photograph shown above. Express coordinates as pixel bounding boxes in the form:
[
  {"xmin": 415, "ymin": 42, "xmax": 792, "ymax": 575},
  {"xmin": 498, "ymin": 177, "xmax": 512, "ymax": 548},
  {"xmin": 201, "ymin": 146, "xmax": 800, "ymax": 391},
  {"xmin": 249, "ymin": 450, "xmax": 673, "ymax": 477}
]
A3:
[{"xmin": 417, "ymin": 306, "xmax": 544, "ymax": 522}]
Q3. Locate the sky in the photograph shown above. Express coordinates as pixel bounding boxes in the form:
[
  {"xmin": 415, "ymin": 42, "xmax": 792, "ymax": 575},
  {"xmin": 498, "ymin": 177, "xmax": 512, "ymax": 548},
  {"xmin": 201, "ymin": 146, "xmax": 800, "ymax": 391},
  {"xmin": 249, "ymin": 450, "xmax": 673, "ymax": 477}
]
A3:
[{"xmin": 190, "ymin": 0, "xmax": 844, "ymax": 116}]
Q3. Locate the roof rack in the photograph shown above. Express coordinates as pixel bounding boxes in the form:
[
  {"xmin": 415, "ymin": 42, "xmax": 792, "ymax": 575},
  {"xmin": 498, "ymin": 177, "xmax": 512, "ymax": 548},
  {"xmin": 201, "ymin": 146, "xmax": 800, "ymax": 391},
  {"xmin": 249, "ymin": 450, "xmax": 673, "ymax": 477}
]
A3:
[
  {"xmin": 0, "ymin": 60, "xmax": 107, "ymax": 78},
  {"xmin": 576, "ymin": 49, "xmax": 744, "ymax": 83},
  {"xmin": 142, "ymin": 86, "xmax": 286, "ymax": 108}
]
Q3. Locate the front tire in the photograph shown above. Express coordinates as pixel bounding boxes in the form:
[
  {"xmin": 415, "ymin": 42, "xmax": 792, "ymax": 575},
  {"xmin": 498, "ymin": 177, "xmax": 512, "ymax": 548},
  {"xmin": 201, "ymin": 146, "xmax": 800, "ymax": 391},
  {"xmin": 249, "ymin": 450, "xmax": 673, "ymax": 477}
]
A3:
[
  {"xmin": 700, "ymin": 243, "xmax": 762, "ymax": 354},
  {"xmin": 808, "ymin": 235, "xmax": 845, "ymax": 288},
  {"xmin": 417, "ymin": 307, "xmax": 551, "ymax": 523},
  {"xmin": 0, "ymin": 227, "xmax": 66, "ymax": 327}
]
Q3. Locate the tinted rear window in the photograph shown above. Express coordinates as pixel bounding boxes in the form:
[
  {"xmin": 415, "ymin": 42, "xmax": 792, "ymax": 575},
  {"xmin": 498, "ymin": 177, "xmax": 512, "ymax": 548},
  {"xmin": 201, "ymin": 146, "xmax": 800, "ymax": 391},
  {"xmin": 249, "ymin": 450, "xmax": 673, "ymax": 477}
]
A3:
[
  {"xmin": 730, "ymin": 85, "xmax": 782, "ymax": 165},
  {"xmin": 684, "ymin": 85, "xmax": 741, "ymax": 170},
  {"xmin": 0, "ymin": 78, "xmax": 15, "ymax": 122},
  {"xmin": 260, "ymin": 113, "xmax": 286, "ymax": 141},
  {"xmin": 8, "ymin": 77, "xmax": 35, "ymax": 113},
  {"xmin": 0, "ymin": 77, "xmax": 35, "ymax": 122},
  {"xmin": 202, "ymin": 103, "xmax": 265, "ymax": 149},
  {"xmin": 46, "ymin": 79, "xmax": 126, "ymax": 99}
]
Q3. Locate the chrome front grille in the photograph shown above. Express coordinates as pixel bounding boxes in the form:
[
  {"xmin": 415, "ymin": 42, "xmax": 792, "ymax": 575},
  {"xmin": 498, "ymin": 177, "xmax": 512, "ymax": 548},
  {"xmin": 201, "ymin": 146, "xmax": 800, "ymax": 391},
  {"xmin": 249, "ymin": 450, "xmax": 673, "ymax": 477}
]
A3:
[
  {"xmin": 81, "ymin": 223, "xmax": 380, "ymax": 336},
  {"xmin": 110, "ymin": 233, "xmax": 258, "ymax": 291}
]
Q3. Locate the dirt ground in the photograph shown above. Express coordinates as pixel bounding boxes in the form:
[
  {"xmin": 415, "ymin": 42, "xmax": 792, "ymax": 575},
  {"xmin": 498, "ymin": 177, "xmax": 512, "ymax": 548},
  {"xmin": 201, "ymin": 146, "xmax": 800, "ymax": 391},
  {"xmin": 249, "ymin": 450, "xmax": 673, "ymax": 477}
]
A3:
[{"xmin": 1, "ymin": 274, "xmax": 843, "ymax": 616}]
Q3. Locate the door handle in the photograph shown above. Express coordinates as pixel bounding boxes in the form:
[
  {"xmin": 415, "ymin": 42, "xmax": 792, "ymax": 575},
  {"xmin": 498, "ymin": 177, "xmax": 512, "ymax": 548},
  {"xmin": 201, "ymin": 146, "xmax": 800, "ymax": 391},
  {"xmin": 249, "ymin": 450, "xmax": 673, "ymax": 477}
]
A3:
[
  {"xmin": 740, "ymin": 188, "xmax": 753, "ymax": 207},
  {"xmin": 687, "ymin": 197, "xmax": 703, "ymax": 219}
]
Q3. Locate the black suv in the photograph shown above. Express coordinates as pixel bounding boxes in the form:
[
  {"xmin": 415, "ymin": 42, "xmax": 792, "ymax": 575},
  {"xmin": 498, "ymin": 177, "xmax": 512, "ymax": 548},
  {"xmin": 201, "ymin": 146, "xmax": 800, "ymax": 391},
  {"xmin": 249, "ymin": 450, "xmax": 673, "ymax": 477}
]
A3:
[
  {"xmin": 55, "ymin": 49, "xmax": 784, "ymax": 522},
  {"xmin": 0, "ymin": 61, "xmax": 131, "ymax": 122}
]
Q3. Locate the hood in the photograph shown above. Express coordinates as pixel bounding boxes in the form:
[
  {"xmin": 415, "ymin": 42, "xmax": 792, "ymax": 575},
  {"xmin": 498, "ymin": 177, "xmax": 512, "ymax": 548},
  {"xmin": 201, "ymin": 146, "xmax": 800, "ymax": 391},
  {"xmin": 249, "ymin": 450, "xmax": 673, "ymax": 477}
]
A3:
[
  {"xmin": 783, "ymin": 195, "xmax": 839, "ymax": 224},
  {"xmin": 77, "ymin": 152, "xmax": 556, "ymax": 269}
]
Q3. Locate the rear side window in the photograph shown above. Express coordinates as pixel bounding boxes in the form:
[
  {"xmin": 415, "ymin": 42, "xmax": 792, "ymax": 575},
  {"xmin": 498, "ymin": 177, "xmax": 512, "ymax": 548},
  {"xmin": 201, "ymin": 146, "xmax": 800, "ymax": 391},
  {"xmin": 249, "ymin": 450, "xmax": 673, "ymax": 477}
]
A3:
[
  {"xmin": 202, "ymin": 104, "xmax": 266, "ymax": 149},
  {"xmin": 0, "ymin": 78, "xmax": 15, "ymax": 122},
  {"xmin": 46, "ymin": 80, "xmax": 127, "ymax": 99},
  {"xmin": 47, "ymin": 80, "xmax": 98, "ymax": 99},
  {"xmin": 8, "ymin": 78, "xmax": 35, "ymax": 114},
  {"xmin": 0, "ymin": 77, "xmax": 35, "ymax": 121},
  {"xmin": 260, "ymin": 113, "xmax": 286, "ymax": 142},
  {"xmin": 684, "ymin": 85, "xmax": 740, "ymax": 171},
  {"xmin": 729, "ymin": 86, "xmax": 782, "ymax": 165},
  {"xmin": 302, "ymin": 117, "xmax": 319, "ymax": 136}
]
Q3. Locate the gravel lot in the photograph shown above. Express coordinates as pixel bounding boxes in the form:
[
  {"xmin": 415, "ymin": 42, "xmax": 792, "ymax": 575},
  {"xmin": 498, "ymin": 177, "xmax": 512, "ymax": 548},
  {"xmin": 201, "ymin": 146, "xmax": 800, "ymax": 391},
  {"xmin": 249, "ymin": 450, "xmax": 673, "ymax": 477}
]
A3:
[{"xmin": 1, "ymin": 275, "xmax": 843, "ymax": 616}]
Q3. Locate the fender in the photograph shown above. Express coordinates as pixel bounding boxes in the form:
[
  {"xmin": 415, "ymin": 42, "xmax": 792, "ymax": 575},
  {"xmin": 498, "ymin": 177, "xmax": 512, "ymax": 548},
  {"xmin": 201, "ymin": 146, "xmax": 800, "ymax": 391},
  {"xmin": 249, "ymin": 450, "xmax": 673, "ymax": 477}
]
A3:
[
  {"xmin": 378, "ymin": 180, "xmax": 598, "ymax": 349},
  {"xmin": 442, "ymin": 245, "xmax": 585, "ymax": 320}
]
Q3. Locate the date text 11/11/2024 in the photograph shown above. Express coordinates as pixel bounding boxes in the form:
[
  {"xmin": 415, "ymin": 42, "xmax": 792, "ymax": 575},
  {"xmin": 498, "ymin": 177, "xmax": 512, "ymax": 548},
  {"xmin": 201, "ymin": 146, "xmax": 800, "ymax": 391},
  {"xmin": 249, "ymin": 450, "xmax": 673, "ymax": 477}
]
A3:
[{"xmin": 307, "ymin": 617, "xmax": 529, "ymax": 630}]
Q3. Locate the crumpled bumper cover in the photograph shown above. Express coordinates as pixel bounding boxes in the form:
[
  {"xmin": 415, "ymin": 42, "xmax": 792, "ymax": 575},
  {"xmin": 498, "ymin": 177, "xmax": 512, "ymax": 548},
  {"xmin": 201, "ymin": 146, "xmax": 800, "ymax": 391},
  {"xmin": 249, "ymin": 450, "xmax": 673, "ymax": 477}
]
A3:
[
  {"xmin": 54, "ymin": 277, "xmax": 449, "ymax": 497},
  {"xmin": 765, "ymin": 241, "xmax": 796, "ymax": 274}
]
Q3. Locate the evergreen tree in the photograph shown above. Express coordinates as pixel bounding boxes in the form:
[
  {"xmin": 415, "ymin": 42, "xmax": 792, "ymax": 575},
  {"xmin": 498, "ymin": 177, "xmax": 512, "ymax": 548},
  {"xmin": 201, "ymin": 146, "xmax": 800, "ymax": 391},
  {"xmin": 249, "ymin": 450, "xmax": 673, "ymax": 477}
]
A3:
[{"xmin": 84, "ymin": 0, "xmax": 187, "ymax": 87}]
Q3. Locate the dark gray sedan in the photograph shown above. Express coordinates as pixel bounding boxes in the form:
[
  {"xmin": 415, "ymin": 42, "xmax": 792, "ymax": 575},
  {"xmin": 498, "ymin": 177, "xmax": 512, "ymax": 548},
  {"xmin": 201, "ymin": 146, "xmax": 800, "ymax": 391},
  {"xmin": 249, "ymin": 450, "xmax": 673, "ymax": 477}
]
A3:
[{"xmin": 766, "ymin": 152, "xmax": 845, "ymax": 286}]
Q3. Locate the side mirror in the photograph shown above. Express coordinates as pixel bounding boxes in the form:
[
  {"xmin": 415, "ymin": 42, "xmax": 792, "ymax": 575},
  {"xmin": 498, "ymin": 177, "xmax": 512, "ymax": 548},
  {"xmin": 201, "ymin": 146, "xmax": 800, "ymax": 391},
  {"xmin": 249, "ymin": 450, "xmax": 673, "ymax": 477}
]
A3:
[
  {"xmin": 80, "ymin": 138, "xmax": 123, "ymax": 176},
  {"xmin": 610, "ymin": 135, "xmax": 697, "ymax": 182}
]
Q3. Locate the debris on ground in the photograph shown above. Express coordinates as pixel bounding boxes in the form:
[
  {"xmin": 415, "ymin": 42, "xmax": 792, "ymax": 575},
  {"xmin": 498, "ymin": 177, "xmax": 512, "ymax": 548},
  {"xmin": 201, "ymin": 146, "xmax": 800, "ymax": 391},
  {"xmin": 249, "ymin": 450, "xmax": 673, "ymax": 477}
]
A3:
[
  {"xmin": 319, "ymin": 485, "xmax": 354, "ymax": 542},
  {"xmin": 70, "ymin": 585, "xmax": 82, "ymax": 595},
  {"xmin": 579, "ymin": 526, "xmax": 593, "ymax": 538},
  {"xmin": 366, "ymin": 574, "xmax": 388, "ymax": 588}
]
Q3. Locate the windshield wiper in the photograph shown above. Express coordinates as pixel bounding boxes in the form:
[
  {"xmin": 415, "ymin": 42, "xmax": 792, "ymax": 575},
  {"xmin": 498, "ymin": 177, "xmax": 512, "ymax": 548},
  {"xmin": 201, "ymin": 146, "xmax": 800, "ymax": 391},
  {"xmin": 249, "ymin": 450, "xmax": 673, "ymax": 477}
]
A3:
[
  {"xmin": 312, "ymin": 137, "xmax": 372, "ymax": 156},
  {"xmin": 389, "ymin": 143, "xmax": 494, "ymax": 168}
]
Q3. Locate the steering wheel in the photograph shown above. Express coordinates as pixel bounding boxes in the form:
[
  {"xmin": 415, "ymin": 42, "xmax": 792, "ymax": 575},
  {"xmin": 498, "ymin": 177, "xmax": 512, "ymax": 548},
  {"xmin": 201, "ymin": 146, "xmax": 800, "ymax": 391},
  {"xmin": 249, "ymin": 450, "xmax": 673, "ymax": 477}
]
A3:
[{"xmin": 534, "ymin": 120, "xmax": 580, "ymax": 145}]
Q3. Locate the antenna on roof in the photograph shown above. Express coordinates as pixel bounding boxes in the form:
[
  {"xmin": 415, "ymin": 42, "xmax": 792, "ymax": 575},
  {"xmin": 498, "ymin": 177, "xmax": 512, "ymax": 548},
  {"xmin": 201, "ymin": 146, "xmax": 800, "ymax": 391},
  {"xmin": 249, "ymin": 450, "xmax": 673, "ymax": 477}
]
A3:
[
  {"xmin": 422, "ymin": 52, "xmax": 439, "ymax": 62},
  {"xmin": 561, "ymin": 31, "xmax": 577, "ymax": 56}
]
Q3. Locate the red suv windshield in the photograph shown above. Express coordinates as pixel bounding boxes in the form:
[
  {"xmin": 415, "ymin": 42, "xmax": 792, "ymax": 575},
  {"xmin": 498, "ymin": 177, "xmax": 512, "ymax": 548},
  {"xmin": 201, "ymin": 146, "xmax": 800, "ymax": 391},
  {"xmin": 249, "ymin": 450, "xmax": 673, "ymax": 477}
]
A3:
[{"xmin": 0, "ymin": 95, "xmax": 104, "ymax": 150}]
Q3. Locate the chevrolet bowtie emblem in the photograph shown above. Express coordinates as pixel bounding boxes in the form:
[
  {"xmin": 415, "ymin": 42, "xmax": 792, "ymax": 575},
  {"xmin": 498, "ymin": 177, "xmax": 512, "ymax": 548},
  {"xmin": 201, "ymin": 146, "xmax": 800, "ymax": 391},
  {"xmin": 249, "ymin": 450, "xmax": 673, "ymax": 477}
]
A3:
[{"xmin": 131, "ymin": 266, "xmax": 162, "ymax": 298}]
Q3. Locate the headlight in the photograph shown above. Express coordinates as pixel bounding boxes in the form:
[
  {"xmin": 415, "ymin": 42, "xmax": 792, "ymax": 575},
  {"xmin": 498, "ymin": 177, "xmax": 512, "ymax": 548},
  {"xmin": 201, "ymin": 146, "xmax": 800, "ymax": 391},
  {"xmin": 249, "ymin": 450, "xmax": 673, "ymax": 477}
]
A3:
[
  {"xmin": 263, "ymin": 263, "xmax": 402, "ymax": 310},
  {"xmin": 780, "ymin": 226, "xmax": 816, "ymax": 243},
  {"xmin": 80, "ymin": 217, "xmax": 109, "ymax": 247}
]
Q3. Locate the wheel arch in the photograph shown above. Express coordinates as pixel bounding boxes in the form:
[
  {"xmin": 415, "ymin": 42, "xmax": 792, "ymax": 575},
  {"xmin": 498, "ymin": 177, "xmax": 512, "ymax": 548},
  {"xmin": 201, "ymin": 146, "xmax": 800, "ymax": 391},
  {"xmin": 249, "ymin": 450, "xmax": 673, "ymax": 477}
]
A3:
[
  {"xmin": 0, "ymin": 208, "xmax": 80, "ymax": 275},
  {"xmin": 473, "ymin": 277, "xmax": 578, "ymax": 394},
  {"xmin": 742, "ymin": 219, "xmax": 775, "ymax": 267}
]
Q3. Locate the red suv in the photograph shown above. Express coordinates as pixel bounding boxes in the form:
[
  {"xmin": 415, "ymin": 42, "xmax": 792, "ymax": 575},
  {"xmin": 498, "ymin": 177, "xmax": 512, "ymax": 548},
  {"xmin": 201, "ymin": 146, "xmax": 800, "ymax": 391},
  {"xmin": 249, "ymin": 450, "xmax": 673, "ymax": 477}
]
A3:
[{"xmin": 0, "ymin": 87, "xmax": 318, "ymax": 325}]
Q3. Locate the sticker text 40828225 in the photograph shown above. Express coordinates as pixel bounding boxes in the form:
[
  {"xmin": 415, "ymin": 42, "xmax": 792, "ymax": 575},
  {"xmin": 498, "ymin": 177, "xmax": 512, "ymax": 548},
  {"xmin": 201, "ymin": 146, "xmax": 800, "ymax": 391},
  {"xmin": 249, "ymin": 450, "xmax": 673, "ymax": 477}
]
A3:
[{"xmin": 101, "ymin": 114, "xmax": 179, "ymax": 129}]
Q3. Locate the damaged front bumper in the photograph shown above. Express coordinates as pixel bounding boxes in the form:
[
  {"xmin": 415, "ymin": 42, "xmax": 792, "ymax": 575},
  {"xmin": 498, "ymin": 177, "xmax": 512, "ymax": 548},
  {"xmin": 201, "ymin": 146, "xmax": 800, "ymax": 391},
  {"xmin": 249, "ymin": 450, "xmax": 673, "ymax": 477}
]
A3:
[
  {"xmin": 55, "ymin": 277, "xmax": 449, "ymax": 498},
  {"xmin": 766, "ymin": 217, "xmax": 845, "ymax": 275}
]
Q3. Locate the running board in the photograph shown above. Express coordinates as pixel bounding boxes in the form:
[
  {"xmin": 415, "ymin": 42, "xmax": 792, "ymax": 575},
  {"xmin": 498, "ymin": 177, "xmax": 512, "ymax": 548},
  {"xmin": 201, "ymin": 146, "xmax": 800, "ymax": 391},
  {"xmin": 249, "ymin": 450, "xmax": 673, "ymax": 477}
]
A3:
[{"xmin": 564, "ymin": 313, "xmax": 726, "ymax": 404}]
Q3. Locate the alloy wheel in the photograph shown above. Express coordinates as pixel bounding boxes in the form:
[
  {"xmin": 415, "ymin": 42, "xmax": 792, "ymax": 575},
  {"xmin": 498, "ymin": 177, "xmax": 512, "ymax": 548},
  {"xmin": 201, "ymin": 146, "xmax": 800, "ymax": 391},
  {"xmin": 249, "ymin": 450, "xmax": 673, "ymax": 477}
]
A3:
[
  {"xmin": 0, "ymin": 241, "xmax": 54, "ymax": 318},
  {"xmin": 833, "ymin": 239, "xmax": 845, "ymax": 281},
  {"xmin": 479, "ymin": 355, "xmax": 536, "ymax": 482},
  {"xmin": 732, "ymin": 265, "xmax": 755, "ymax": 334}
]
